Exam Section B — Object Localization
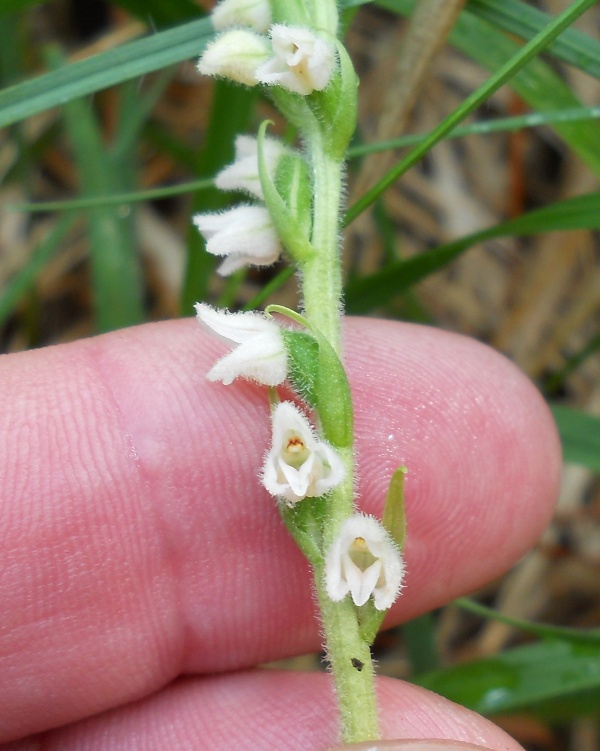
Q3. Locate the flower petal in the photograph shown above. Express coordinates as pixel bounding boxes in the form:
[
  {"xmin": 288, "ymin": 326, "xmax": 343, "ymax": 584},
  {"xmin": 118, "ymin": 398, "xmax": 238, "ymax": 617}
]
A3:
[{"xmin": 195, "ymin": 304, "xmax": 287, "ymax": 386}]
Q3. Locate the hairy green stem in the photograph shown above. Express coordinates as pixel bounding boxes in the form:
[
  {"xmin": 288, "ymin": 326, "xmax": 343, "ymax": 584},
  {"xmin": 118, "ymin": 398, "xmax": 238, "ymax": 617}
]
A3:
[
  {"xmin": 302, "ymin": 135, "xmax": 344, "ymax": 353},
  {"xmin": 301, "ymin": 129, "xmax": 381, "ymax": 742},
  {"xmin": 314, "ymin": 561, "xmax": 380, "ymax": 743}
]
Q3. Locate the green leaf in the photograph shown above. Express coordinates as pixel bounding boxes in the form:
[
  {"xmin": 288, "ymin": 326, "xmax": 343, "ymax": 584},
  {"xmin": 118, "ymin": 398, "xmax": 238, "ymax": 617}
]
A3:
[
  {"xmin": 348, "ymin": 105, "xmax": 600, "ymax": 159},
  {"xmin": 0, "ymin": 214, "xmax": 75, "ymax": 328},
  {"xmin": 258, "ymin": 120, "xmax": 315, "ymax": 263},
  {"xmin": 274, "ymin": 151, "xmax": 313, "ymax": 241},
  {"xmin": 308, "ymin": 39, "xmax": 359, "ymax": 160},
  {"xmin": 46, "ymin": 47, "xmax": 144, "ymax": 332},
  {"xmin": 314, "ymin": 329, "xmax": 354, "ymax": 448},
  {"xmin": 345, "ymin": 0, "xmax": 599, "ymax": 226},
  {"xmin": 416, "ymin": 638, "xmax": 600, "ymax": 720},
  {"xmin": 452, "ymin": 2, "xmax": 600, "ymax": 176},
  {"xmin": 551, "ymin": 405, "xmax": 600, "ymax": 473},
  {"xmin": 382, "ymin": 466, "xmax": 407, "ymax": 549},
  {"xmin": 0, "ymin": 18, "xmax": 214, "ymax": 129},
  {"xmin": 467, "ymin": 0, "xmax": 600, "ymax": 79},
  {"xmin": 282, "ymin": 330, "xmax": 320, "ymax": 406},
  {"xmin": 345, "ymin": 191, "xmax": 600, "ymax": 313},
  {"xmin": 457, "ymin": 597, "xmax": 600, "ymax": 644}
]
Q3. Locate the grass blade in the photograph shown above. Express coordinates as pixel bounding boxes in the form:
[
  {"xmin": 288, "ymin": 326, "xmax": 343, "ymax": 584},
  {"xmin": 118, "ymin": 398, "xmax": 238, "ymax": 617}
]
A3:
[
  {"xmin": 468, "ymin": 0, "xmax": 600, "ymax": 79},
  {"xmin": 48, "ymin": 47, "xmax": 145, "ymax": 332},
  {"xmin": 416, "ymin": 638, "xmax": 600, "ymax": 720},
  {"xmin": 0, "ymin": 215, "xmax": 75, "ymax": 328},
  {"xmin": 551, "ymin": 405, "xmax": 600, "ymax": 473},
  {"xmin": 348, "ymin": 105, "xmax": 600, "ymax": 158},
  {"xmin": 345, "ymin": 0, "xmax": 599, "ymax": 225},
  {"xmin": 0, "ymin": 17, "xmax": 213, "ymax": 129},
  {"xmin": 345, "ymin": 191, "xmax": 600, "ymax": 313}
]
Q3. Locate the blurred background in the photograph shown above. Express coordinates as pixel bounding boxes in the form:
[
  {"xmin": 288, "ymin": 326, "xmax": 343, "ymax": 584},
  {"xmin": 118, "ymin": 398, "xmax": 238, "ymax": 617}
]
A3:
[{"xmin": 1, "ymin": 1, "xmax": 600, "ymax": 749}]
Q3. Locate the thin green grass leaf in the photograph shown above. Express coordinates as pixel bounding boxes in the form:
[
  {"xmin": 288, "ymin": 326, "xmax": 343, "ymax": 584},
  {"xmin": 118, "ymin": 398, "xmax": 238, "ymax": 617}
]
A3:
[
  {"xmin": 5, "ymin": 178, "xmax": 214, "ymax": 213},
  {"xmin": 0, "ymin": 214, "xmax": 75, "ymax": 328},
  {"xmin": 345, "ymin": 191, "xmax": 600, "ymax": 313},
  {"xmin": 468, "ymin": 0, "xmax": 600, "ymax": 79},
  {"xmin": 544, "ymin": 329, "xmax": 600, "ymax": 394},
  {"xmin": 551, "ymin": 405, "xmax": 600, "ymax": 473},
  {"xmin": 345, "ymin": 0, "xmax": 599, "ymax": 226},
  {"xmin": 48, "ymin": 47, "xmax": 145, "ymax": 332},
  {"xmin": 0, "ymin": 17, "xmax": 213, "ymax": 129},
  {"xmin": 403, "ymin": 613, "xmax": 440, "ymax": 675},
  {"xmin": 348, "ymin": 105, "xmax": 600, "ymax": 158},
  {"xmin": 456, "ymin": 597, "xmax": 600, "ymax": 643},
  {"xmin": 243, "ymin": 267, "xmax": 296, "ymax": 311},
  {"xmin": 449, "ymin": 2, "xmax": 600, "ymax": 175},
  {"xmin": 111, "ymin": 68, "xmax": 175, "ymax": 160},
  {"xmin": 416, "ymin": 638, "xmax": 600, "ymax": 720}
]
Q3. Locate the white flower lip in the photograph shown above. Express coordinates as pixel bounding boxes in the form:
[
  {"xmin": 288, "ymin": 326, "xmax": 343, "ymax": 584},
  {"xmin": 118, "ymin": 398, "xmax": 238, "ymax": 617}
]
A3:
[
  {"xmin": 325, "ymin": 514, "xmax": 405, "ymax": 611},
  {"xmin": 215, "ymin": 134, "xmax": 286, "ymax": 200},
  {"xmin": 194, "ymin": 205, "xmax": 281, "ymax": 276},
  {"xmin": 262, "ymin": 401, "xmax": 345, "ymax": 505},
  {"xmin": 195, "ymin": 303, "xmax": 287, "ymax": 386},
  {"xmin": 256, "ymin": 25, "xmax": 336, "ymax": 96},
  {"xmin": 198, "ymin": 29, "xmax": 270, "ymax": 86},
  {"xmin": 211, "ymin": 0, "xmax": 272, "ymax": 33}
]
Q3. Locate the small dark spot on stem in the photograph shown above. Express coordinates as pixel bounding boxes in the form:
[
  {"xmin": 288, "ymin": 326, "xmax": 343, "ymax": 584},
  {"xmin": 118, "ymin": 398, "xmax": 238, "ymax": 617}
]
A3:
[{"xmin": 351, "ymin": 657, "xmax": 364, "ymax": 671}]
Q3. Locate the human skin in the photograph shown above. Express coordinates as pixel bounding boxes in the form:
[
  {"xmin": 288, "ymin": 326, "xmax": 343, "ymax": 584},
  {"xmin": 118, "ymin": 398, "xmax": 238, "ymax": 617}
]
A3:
[{"xmin": 0, "ymin": 317, "xmax": 560, "ymax": 750}]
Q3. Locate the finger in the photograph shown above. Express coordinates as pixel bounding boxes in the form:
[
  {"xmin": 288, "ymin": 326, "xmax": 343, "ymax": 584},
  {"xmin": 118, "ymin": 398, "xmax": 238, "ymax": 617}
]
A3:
[
  {"xmin": 3, "ymin": 671, "xmax": 524, "ymax": 751},
  {"xmin": 0, "ymin": 318, "xmax": 559, "ymax": 741}
]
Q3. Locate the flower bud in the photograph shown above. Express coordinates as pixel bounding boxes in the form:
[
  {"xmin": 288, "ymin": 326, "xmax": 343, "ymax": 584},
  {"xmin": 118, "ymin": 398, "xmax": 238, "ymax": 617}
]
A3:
[{"xmin": 198, "ymin": 29, "xmax": 270, "ymax": 86}]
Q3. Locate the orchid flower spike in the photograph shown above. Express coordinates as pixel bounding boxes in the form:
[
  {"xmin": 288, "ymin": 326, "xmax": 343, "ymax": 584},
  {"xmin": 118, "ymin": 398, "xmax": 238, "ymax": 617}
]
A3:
[
  {"xmin": 262, "ymin": 401, "xmax": 345, "ymax": 505},
  {"xmin": 195, "ymin": 303, "xmax": 287, "ymax": 386},
  {"xmin": 198, "ymin": 29, "xmax": 270, "ymax": 86},
  {"xmin": 215, "ymin": 134, "xmax": 286, "ymax": 200},
  {"xmin": 194, "ymin": 205, "xmax": 281, "ymax": 276},
  {"xmin": 325, "ymin": 514, "xmax": 405, "ymax": 611},
  {"xmin": 211, "ymin": 0, "xmax": 272, "ymax": 33},
  {"xmin": 256, "ymin": 25, "xmax": 336, "ymax": 95}
]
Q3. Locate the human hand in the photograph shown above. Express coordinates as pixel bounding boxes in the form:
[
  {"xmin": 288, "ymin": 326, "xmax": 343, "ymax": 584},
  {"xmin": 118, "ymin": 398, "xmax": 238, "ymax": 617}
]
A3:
[{"xmin": 0, "ymin": 317, "xmax": 559, "ymax": 750}]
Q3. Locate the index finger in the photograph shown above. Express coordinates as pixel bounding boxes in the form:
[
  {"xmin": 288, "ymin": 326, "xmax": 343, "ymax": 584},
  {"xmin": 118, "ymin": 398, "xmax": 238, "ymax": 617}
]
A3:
[{"xmin": 0, "ymin": 318, "xmax": 560, "ymax": 742}]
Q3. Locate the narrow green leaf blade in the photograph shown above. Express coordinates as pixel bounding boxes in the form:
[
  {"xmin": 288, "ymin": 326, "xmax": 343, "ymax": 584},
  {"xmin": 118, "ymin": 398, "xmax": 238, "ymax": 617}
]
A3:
[
  {"xmin": 467, "ymin": 0, "xmax": 600, "ymax": 79},
  {"xmin": 0, "ymin": 18, "xmax": 213, "ymax": 129},
  {"xmin": 416, "ymin": 639, "xmax": 600, "ymax": 720},
  {"xmin": 345, "ymin": 191, "xmax": 600, "ymax": 313},
  {"xmin": 551, "ymin": 405, "xmax": 600, "ymax": 472},
  {"xmin": 0, "ymin": 215, "xmax": 75, "ymax": 327}
]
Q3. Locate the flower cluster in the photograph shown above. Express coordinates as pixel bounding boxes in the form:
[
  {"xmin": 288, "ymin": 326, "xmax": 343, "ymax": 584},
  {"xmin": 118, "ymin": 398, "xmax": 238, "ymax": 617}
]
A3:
[
  {"xmin": 195, "ymin": 0, "xmax": 406, "ymax": 625},
  {"xmin": 196, "ymin": 305, "xmax": 345, "ymax": 504},
  {"xmin": 193, "ymin": 135, "xmax": 283, "ymax": 275},
  {"xmin": 198, "ymin": 0, "xmax": 336, "ymax": 96}
]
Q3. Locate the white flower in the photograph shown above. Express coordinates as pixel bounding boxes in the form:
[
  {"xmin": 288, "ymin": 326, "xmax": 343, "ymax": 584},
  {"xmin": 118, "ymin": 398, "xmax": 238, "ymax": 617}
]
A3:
[
  {"xmin": 195, "ymin": 303, "xmax": 287, "ymax": 386},
  {"xmin": 215, "ymin": 135, "xmax": 285, "ymax": 200},
  {"xmin": 194, "ymin": 205, "xmax": 281, "ymax": 276},
  {"xmin": 325, "ymin": 514, "xmax": 405, "ymax": 611},
  {"xmin": 198, "ymin": 29, "xmax": 270, "ymax": 86},
  {"xmin": 256, "ymin": 25, "xmax": 336, "ymax": 95},
  {"xmin": 211, "ymin": 0, "xmax": 272, "ymax": 33},
  {"xmin": 262, "ymin": 401, "xmax": 345, "ymax": 505}
]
